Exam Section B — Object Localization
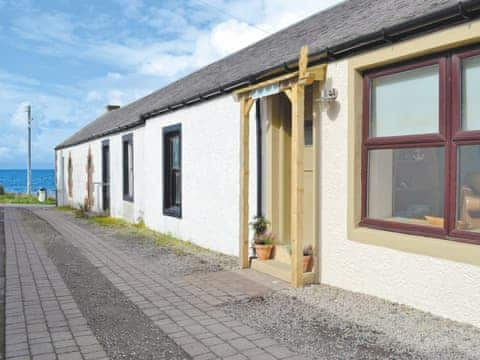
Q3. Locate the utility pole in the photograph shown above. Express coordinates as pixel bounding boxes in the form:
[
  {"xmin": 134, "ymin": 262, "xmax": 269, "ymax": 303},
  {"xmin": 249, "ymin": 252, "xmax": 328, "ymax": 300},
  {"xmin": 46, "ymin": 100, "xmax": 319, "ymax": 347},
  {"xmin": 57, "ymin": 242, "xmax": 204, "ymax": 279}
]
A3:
[{"xmin": 26, "ymin": 105, "xmax": 32, "ymax": 195}]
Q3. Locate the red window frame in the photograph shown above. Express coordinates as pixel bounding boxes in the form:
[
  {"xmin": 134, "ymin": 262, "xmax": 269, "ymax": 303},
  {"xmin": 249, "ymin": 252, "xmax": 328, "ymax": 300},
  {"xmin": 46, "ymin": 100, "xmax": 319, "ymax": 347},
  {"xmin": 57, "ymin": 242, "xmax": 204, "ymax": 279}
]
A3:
[{"xmin": 360, "ymin": 46, "xmax": 480, "ymax": 245}]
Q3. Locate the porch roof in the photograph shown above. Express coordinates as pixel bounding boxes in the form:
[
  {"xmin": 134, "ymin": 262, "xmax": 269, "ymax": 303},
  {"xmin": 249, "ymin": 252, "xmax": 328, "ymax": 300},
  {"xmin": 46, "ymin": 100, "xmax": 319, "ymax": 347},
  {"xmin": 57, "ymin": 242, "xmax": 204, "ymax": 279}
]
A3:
[{"xmin": 56, "ymin": 0, "xmax": 476, "ymax": 150}]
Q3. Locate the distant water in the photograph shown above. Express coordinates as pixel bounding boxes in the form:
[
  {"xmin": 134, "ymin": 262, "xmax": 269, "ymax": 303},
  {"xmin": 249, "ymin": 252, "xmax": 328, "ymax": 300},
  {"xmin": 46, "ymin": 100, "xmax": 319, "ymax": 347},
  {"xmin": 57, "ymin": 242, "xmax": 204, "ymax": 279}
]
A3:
[{"xmin": 0, "ymin": 169, "xmax": 55, "ymax": 195}]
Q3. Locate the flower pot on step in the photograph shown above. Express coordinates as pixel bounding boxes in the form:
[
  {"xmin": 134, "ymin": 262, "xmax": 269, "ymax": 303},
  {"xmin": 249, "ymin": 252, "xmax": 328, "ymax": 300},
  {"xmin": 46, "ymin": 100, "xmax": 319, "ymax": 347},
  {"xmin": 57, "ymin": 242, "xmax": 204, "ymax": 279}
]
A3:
[
  {"xmin": 255, "ymin": 244, "xmax": 273, "ymax": 260},
  {"xmin": 303, "ymin": 255, "xmax": 313, "ymax": 273}
]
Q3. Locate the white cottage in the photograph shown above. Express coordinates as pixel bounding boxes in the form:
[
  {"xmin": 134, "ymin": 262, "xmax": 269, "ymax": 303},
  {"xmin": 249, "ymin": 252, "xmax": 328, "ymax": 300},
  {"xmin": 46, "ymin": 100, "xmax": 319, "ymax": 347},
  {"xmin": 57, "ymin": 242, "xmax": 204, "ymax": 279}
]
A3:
[{"xmin": 56, "ymin": 0, "xmax": 480, "ymax": 327}]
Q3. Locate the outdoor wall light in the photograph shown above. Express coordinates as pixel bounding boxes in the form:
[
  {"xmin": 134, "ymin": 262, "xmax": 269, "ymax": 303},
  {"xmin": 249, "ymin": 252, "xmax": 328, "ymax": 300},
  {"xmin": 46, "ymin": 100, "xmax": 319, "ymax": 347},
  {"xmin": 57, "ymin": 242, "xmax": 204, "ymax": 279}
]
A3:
[{"xmin": 317, "ymin": 88, "xmax": 338, "ymax": 110}]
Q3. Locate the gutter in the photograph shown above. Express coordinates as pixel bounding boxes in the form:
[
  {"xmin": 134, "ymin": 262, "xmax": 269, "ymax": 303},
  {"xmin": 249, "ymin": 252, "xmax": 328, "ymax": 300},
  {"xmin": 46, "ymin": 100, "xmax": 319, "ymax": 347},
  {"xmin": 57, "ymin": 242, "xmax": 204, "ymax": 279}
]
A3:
[
  {"xmin": 141, "ymin": 0, "xmax": 480, "ymax": 121},
  {"xmin": 56, "ymin": 0, "xmax": 480, "ymax": 150}
]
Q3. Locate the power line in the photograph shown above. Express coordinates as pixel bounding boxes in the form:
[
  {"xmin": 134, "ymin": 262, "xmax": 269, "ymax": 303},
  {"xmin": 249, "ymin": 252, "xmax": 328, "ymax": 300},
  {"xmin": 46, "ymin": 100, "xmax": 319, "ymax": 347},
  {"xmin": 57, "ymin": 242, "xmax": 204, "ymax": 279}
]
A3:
[{"xmin": 192, "ymin": 0, "xmax": 271, "ymax": 35}]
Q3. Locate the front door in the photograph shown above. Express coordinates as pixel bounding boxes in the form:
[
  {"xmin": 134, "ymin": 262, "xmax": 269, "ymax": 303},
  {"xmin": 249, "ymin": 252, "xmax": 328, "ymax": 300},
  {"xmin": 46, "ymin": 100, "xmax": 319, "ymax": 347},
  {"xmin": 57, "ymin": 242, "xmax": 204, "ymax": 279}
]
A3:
[{"xmin": 102, "ymin": 142, "xmax": 110, "ymax": 212}]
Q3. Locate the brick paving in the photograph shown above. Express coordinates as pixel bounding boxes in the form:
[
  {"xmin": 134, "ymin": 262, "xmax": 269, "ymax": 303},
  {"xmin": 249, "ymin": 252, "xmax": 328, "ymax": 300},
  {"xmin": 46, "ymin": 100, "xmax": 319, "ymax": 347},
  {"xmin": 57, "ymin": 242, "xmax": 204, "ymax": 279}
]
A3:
[
  {"xmin": 4, "ymin": 208, "xmax": 108, "ymax": 360},
  {"xmin": 1, "ymin": 207, "xmax": 308, "ymax": 360}
]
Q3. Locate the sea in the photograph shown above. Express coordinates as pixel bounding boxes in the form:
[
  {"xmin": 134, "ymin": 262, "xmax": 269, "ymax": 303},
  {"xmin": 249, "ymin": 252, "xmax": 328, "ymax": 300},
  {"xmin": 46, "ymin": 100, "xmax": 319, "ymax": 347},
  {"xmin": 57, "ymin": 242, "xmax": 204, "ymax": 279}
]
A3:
[{"xmin": 0, "ymin": 169, "xmax": 56, "ymax": 195}]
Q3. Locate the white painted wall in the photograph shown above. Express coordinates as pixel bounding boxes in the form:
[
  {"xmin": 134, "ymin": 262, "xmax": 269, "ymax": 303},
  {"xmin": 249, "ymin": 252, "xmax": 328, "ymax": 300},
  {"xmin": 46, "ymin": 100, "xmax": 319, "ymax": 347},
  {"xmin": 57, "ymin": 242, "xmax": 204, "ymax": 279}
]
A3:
[
  {"xmin": 56, "ymin": 95, "xmax": 258, "ymax": 256},
  {"xmin": 143, "ymin": 95, "xmax": 258, "ymax": 256},
  {"xmin": 318, "ymin": 59, "xmax": 480, "ymax": 327},
  {"xmin": 56, "ymin": 126, "xmax": 145, "ymax": 223},
  {"xmin": 56, "ymin": 141, "xmax": 103, "ymax": 212}
]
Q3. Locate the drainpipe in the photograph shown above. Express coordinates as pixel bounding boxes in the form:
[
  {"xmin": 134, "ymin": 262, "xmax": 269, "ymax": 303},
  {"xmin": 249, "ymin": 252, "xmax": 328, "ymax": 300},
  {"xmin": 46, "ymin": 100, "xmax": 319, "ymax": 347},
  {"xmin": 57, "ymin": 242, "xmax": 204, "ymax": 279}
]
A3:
[{"xmin": 255, "ymin": 100, "xmax": 262, "ymax": 218}]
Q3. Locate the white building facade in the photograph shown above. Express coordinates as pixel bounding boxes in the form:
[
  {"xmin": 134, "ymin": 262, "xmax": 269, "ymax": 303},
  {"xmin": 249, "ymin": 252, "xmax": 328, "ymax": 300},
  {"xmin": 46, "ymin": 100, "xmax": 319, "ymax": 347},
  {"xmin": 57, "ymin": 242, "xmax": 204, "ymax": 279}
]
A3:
[{"xmin": 56, "ymin": 2, "xmax": 480, "ymax": 328}]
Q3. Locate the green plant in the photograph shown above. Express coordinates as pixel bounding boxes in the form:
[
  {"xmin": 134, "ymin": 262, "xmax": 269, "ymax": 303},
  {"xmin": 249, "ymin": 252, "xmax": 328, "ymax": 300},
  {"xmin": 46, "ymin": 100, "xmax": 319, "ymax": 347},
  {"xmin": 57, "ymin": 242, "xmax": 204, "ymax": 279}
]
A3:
[
  {"xmin": 0, "ymin": 193, "xmax": 55, "ymax": 205},
  {"xmin": 0, "ymin": 184, "xmax": 4, "ymax": 195},
  {"xmin": 255, "ymin": 232, "xmax": 275, "ymax": 245},
  {"xmin": 249, "ymin": 216, "xmax": 269, "ymax": 236}
]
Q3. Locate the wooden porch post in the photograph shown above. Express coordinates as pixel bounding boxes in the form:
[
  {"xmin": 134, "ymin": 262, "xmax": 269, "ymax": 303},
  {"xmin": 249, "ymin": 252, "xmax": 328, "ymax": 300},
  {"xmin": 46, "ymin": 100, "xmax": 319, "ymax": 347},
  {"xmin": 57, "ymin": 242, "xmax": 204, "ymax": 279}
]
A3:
[
  {"xmin": 240, "ymin": 97, "xmax": 254, "ymax": 269},
  {"xmin": 288, "ymin": 83, "xmax": 305, "ymax": 287}
]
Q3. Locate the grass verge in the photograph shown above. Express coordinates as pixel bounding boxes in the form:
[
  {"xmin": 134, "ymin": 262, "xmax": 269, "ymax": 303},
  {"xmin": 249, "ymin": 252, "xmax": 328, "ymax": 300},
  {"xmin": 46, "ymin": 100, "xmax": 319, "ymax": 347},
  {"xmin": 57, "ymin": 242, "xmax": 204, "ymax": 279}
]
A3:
[
  {"xmin": 56, "ymin": 206, "xmax": 208, "ymax": 256},
  {"xmin": 89, "ymin": 217, "xmax": 204, "ymax": 256},
  {"xmin": 0, "ymin": 193, "xmax": 56, "ymax": 205}
]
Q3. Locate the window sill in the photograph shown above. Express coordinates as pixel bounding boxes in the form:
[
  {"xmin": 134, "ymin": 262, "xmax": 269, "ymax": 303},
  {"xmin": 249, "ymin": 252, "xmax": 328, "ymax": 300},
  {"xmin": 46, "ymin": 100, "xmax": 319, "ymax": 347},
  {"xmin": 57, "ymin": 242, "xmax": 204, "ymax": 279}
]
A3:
[
  {"xmin": 163, "ymin": 207, "xmax": 181, "ymax": 218},
  {"xmin": 349, "ymin": 220, "xmax": 480, "ymax": 267},
  {"xmin": 123, "ymin": 195, "xmax": 134, "ymax": 203}
]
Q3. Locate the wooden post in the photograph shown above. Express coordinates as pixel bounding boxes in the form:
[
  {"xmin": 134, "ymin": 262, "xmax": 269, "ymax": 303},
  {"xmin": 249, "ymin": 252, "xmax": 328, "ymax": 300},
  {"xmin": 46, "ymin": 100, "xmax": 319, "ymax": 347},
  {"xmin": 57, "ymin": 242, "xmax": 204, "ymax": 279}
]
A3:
[
  {"xmin": 240, "ymin": 97, "xmax": 254, "ymax": 269},
  {"xmin": 312, "ymin": 82, "xmax": 321, "ymax": 284},
  {"xmin": 289, "ymin": 83, "xmax": 305, "ymax": 287}
]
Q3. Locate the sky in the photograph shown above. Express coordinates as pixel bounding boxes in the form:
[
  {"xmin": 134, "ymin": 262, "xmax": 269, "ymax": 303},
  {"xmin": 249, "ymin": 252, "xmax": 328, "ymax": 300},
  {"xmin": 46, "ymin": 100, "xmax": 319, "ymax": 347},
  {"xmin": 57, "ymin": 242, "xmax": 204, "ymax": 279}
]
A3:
[{"xmin": 0, "ymin": 0, "xmax": 342, "ymax": 169}]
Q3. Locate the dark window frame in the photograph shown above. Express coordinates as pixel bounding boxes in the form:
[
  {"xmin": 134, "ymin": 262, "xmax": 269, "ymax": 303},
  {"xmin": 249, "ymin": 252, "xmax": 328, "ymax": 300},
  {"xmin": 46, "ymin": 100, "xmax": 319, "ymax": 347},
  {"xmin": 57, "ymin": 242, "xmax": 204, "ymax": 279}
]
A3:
[
  {"xmin": 163, "ymin": 124, "xmax": 182, "ymax": 218},
  {"xmin": 122, "ymin": 133, "xmax": 134, "ymax": 202},
  {"xmin": 361, "ymin": 46, "xmax": 480, "ymax": 245}
]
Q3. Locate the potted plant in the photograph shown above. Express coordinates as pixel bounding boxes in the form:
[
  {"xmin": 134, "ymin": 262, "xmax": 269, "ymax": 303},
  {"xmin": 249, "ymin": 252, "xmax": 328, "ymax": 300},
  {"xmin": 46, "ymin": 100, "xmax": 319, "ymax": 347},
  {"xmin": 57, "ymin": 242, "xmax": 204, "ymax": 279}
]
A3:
[
  {"xmin": 254, "ymin": 232, "xmax": 275, "ymax": 260},
  {"xmin": 303, "ymin": 245, "xmax": 314, "ymax": 272},
  {"xmin": 249, "ymin": 216, "xmax": 274, "ymax": 260}
]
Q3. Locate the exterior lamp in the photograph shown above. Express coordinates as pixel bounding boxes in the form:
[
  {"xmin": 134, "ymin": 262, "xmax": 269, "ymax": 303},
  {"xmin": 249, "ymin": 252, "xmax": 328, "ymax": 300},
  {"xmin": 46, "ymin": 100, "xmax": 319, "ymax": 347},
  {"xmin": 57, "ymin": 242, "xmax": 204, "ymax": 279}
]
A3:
[{"xmin": 318, "ymin": 88, "xmax": 338, "ymax": 110}]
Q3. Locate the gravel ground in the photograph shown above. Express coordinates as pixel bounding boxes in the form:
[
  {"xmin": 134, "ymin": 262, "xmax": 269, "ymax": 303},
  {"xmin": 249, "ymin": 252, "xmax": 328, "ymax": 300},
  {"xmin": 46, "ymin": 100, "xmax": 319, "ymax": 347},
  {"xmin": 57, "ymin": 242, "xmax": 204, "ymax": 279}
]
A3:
[
  {"xmin": 221, "ymin": 285, "xmax": 480, "ymax": 360},
  {"xmin": 58, "ymin": 211, "xmax": 238, "ymax": 278},
  {"xmin": 21, "ymin": 209, "xmax": 191, "ymax": 360}
]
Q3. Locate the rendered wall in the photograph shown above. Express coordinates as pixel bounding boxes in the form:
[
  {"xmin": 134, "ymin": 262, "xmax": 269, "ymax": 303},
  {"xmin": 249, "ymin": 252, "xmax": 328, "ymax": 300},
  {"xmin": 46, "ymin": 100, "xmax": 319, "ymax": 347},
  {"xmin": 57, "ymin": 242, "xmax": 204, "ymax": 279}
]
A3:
[
  {"xmin": 56, "ymin": 127, "xmax": 145, "ymax": 223},
  {"xmin": 319, "ymin": 59, "xmax": 480, "ymax": 327},
  {"xmin": 143, "ymin": 95, "xmax": 259, "ymax": 256},
  {"xmin": 56, "ymin": 141, "xmax": 102, "ymax": 212}
]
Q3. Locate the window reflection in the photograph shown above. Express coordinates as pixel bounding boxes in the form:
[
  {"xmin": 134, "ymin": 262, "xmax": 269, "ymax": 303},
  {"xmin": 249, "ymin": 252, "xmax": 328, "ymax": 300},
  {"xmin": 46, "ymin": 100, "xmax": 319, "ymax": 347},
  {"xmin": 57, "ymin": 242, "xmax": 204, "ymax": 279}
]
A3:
[
  {"xmin": 368, "ymin": 147, "xmax": 445, "ymax": 227},
  {"xmin": 457, "ymin": 145, "xmax": 480, "ymax": 231}
]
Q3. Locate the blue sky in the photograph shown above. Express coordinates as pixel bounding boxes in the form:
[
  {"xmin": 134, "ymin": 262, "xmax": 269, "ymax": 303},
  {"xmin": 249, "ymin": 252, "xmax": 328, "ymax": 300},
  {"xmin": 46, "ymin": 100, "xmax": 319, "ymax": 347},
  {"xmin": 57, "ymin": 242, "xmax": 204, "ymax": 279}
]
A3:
[{"xmin": 0, "ymin": 0, "xmax": 340, "ymax": 169}]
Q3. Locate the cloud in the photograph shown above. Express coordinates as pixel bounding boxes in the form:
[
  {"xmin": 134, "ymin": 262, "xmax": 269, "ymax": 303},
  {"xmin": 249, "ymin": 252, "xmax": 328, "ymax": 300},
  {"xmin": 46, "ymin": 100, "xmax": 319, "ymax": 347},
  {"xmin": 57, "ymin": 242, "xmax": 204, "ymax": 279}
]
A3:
[
  {"xmin": 11, "ymin": 12, "xmax": 75, "ymax": 44},
  {"xmin": 0, "ymin": 0, "xmax": 343, "ymax": 168}
]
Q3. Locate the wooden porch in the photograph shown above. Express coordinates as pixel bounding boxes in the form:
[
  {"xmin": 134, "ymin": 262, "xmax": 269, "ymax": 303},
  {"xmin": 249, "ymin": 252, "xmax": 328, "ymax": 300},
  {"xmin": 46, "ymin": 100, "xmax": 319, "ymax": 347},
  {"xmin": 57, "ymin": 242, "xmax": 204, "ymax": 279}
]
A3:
[{"xmin": 236, "ymin": 46, "xmax": 326, "ymax": 287}]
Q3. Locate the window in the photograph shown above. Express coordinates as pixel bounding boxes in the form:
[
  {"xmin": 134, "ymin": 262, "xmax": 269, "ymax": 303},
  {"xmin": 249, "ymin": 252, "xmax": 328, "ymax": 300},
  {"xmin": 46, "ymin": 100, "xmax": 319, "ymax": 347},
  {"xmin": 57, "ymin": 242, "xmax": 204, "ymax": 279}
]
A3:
[
  {"xmin": 163, "ymin": 124, "xmax": 181, "ymax": 217},
  {"xmin": 122, "ymin": 133, "xmax": 134, "ymax": 202},
  {"xmin": 362, "ymin": 48, "xmax": 480, "ymax": 244}
]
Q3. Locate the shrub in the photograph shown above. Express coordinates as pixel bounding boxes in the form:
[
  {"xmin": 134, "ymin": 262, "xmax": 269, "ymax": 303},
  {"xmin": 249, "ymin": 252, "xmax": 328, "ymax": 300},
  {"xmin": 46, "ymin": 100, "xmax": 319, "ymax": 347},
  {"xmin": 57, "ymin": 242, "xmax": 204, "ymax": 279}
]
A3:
[{"xmin": 0, "ymin": 184, "xmax": 4, "ymax": 195}]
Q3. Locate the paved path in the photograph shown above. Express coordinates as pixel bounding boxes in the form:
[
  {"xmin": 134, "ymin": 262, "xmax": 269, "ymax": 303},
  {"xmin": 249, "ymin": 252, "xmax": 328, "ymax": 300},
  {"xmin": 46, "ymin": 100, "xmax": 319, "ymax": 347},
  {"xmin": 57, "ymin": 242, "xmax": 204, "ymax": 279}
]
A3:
[
  {"xmin": 4, "ymin": 209, "xmax": 107, "ymax": 360},
  {"xmin": 3, "ymin": 207, "xmax": 306, "ymax": 360}
]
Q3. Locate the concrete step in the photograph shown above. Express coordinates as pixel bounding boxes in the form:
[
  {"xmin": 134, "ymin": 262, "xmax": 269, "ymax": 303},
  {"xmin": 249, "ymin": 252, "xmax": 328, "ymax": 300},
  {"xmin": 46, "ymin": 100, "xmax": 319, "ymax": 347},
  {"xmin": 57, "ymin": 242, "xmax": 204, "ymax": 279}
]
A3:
[
  {"xmin": 251, "ymin": 259, "xmax": 291, "ymax": 283},
  {"xmin": 251, "ymin": 258, "xmax": 316, "ymax": 285},
  {"xmin": 272, "ymin": 245, "xmax": 291, "ymax": 264}
]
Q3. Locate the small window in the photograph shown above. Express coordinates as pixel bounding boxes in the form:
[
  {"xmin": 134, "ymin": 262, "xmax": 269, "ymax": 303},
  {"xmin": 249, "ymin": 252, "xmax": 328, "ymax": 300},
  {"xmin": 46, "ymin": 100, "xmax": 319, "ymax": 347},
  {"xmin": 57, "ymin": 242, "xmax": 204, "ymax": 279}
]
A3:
[
  {"xmin": 122, "ymin": 133, "xmax": 134, "ymax": 202},
  {"xmin": 163, "ymin": 124, "xmax": 181, "ymax": 217},
  {"xmin": 304, "ymin": 120, "xmax": 313, "ymax": 146}
]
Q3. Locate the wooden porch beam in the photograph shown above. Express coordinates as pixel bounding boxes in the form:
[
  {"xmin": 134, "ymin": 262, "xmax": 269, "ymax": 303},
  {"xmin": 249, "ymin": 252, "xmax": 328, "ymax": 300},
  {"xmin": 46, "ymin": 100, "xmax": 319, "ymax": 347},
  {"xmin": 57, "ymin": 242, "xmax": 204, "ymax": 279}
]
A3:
[
  {"xmin": 240, "ymin": 97, "xmax": 255, "ymax": 269},
  {"xmin": 290, "ymin": 83, "xmax": 305, "ymax": 288}
]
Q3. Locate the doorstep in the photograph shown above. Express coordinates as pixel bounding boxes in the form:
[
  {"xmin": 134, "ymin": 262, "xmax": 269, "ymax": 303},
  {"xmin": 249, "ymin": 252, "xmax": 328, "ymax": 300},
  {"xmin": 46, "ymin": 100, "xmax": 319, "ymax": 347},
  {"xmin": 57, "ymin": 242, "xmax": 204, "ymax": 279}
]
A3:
[{"xmin": 250, "ymin": 258, "xmax": 316, "ymax": 285}]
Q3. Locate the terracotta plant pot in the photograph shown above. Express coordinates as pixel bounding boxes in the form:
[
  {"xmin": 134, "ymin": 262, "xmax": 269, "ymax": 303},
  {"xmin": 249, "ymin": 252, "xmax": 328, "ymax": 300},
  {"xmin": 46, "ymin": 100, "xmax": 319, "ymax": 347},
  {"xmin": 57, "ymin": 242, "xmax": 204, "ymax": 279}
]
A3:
[
  {"xmin": 303, "ymin": 255, "xmax": 313, "ymax": 273},
  {"xmin": 255, "ymin": 244, "xmax": 273, "ymax": 260}
]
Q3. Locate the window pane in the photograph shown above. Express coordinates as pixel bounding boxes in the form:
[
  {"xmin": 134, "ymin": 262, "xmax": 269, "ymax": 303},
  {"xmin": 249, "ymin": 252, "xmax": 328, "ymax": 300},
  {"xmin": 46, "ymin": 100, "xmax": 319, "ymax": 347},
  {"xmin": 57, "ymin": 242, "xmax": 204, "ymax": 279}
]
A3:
[
  {"xmin": 371, "ymin": 65, "xmax": 439, "ymax": 137},
  {"xmin": 123, "ymin": 142, "xmax": 129, "ymax": 196},
  {"xmin": 171, "ymin": 135, "xmax": 180, "ymax": 169},
  {"xmin": 128, "ymin": 142, "xmax": 133, "ymax": 196},
  {"xmin": 304, "ymin": 120, "xmax": 313, "ymax": 146},
  {"xmin": 367, "ymin": 147, "xmax": 445, "ymax": 227},
  {"xmin": 174, "ymin": 171, "xmax": 181, "ymax": 206},
  {"xmin": 462, "ymin": 56, "xmax": 480, "ymax": 131},
  {"xmin": 456, "ymin": 145, "xmax": 480, "ymax": 232}
]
